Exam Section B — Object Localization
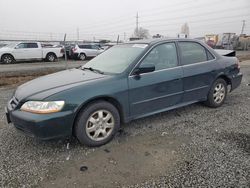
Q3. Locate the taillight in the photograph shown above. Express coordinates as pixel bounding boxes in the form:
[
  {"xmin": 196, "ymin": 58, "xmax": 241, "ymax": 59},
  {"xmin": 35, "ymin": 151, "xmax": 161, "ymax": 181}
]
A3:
[
  {"xmin": 72, "ymin": 48, "xmax": 77, "ymax": 53},
  {"xmin": 60, "ymin": 48, "xmax": 65, "ymax": 53}
]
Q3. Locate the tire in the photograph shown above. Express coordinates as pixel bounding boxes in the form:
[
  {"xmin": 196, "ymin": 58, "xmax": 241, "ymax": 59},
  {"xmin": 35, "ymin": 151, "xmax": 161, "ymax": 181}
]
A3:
[
  {"xmin": 79, "ymin": 53, "xmax": 86, "ymax": 61},
  {"xmin": 46, "ymin": 53, "xmax": 57, "ymax": 62},
  {"xmin": 204, "ymin": 78, "xmax": 228, "ymax": 108},
  {"xmin": 74, "ymin": 101, "xmax": 120, "ymax": 147},
  {"xmin": 1, "ymin": 54, "xmax": 14, "ymax": 64}
]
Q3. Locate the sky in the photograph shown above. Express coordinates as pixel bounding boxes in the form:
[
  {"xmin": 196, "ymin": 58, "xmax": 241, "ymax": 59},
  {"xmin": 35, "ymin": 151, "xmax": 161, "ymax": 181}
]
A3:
[{"xmin": 0, "ymin": 0, "xmax": 249, "ymax": 41}]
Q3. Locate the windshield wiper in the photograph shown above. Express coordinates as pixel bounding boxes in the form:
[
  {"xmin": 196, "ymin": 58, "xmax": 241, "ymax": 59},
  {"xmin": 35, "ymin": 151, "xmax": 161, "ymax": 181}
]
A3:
[{"xmin": 81, "ymin": 67, "xmax": 104, "ymax": 74}]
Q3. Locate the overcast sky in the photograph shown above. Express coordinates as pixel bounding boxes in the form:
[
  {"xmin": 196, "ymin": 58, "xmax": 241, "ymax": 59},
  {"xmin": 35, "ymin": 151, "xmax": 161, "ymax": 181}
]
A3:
[{"xmin": 0, "ymin": 0, "xmax": 249, "ymax": 41}]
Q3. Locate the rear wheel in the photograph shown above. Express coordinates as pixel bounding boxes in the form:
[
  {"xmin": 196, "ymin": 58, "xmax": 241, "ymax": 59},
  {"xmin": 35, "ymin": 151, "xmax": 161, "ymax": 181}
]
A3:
[
  {"xmin": 74, "ymin": 101, "xmax": 120, "ymax": 147},
  {"xmin": 205, "ymin": 78, "xmax": 227, "ymax": 108},
  {"xmin": 46, "ymin": 53, "xmax": 57, "ymax": 62},
  {"xmin": 1, "ymin": 54, "xmax": 14, "ymax": 64},
  {"xmin": 79, "ymin": 53, "xmax": 86, "ymax": 61}
]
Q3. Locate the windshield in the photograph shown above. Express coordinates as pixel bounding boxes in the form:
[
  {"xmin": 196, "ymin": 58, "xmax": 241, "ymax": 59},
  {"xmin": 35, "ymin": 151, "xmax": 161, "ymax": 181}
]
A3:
[{"xmin": 82, "ymin": 43, "xmax": 148, "ymax": 74}]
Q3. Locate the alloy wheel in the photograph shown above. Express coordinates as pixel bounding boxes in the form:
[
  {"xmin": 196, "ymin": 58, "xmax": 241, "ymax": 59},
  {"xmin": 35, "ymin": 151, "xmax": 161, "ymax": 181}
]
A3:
[
  {"xmin": 85, "ymin": 110, "xmax": 115, "ymax": 141},
  {"xmin": 213, "ymin": 83, "xmax": 225, "ymax": 104},
  {"xmin": 48, "ymin": 55, "xmax": 55, "ymax": 62},
  {"xmin": 79, "ymin": 54, "xmax": 86, "ymax": 60},
  {"xmin": 3, "ymin": 56, "xmax": 12, "ymax": 64}
]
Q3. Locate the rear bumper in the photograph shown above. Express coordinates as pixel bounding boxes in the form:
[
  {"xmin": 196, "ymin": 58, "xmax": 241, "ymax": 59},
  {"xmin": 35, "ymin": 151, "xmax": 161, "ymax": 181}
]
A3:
[
  {"xmin": 230, "ymin": 72, "xmax": 243, "ymax": 91},
  {"xmin": 6, "ymin": 108, "xmax": 74, "ymax": 140}
]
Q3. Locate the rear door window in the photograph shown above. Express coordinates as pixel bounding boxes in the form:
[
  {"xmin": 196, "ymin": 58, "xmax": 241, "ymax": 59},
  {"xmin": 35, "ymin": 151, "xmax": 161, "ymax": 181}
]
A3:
[
  {"xmin": 78, "ymin": 45, "xmax": 91, "ymax": 49},
  {"xmin": 179, "ymin": 42, "xmax": 208, "ymax": 65},
  {"xmin": 27, "ymin": 43, "xmax": 38, "ymax": 48},
  {"xmin": 91, "ymin": 45, "xmax": 99, "ymax": 50}
]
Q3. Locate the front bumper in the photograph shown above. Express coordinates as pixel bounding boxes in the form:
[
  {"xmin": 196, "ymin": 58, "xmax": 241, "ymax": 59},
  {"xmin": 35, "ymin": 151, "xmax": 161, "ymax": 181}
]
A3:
[
  {"xmin": 230, "ymin": 72, "xmax": 243, "ymax": 91},
  {"xmin": 6, "ymin": 107, "xmax": 75, "ymax": 140}
]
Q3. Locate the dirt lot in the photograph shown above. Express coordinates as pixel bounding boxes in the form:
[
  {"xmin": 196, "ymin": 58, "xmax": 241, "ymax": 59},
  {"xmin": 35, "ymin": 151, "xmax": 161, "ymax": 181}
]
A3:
[
  {"xmin": 0, "ymin": 61, "xmax": 250, "ymax": 187},
  {"xmin": 0, "ymin": 60, "xmax": 86, "ymax": 87}
]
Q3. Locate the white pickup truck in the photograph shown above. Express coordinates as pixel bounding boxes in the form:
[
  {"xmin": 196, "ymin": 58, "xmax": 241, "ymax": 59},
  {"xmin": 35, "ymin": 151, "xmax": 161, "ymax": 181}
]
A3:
[{"xmin": 0, "ymin": 42, "xmax": 64, "ymax": 64}]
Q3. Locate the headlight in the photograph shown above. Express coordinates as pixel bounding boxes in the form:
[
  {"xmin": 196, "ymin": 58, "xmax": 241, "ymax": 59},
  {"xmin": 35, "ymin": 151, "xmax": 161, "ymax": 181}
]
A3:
[{"xmin": 20, "ymin": 101, "xmax": 65, "ymax": 114}]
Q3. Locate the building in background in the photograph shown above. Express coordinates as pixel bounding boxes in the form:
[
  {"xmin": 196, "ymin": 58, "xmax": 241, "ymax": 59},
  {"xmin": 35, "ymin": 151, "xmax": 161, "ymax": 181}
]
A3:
[{"xmin": 178, "ymin": 23, "xmax": 190, "ymax": 38}]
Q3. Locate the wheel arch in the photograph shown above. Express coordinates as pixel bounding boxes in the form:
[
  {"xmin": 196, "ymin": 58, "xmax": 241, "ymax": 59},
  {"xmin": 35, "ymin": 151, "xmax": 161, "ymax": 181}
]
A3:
[
  {"xmin": 79, "ymin": 52, "xmax": 86, "ymax": 56},
  {"xmin": 46, "ymin": 52, "xmax": 57, "ymax": 59},
  {"xmin": 72, "ymin": 96, "xmax": 125, "ymax": 134},
  {"xmin": 1, "ymin": 53, "xmax": 15, "ymax": 61},
  {"xmin": 215, "ymin": 73, "xmax": 232, "ymax": 90}
]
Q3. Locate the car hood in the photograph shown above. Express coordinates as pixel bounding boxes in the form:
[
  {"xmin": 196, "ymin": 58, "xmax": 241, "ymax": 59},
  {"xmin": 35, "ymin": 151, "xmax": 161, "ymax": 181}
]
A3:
[
  {"xmin": 0, "ymin": 47, "xmax": 12, "ymax": 53},
  {"xmin": 15, "ymin": 68, "xmax": 108, "ymax": 101}
]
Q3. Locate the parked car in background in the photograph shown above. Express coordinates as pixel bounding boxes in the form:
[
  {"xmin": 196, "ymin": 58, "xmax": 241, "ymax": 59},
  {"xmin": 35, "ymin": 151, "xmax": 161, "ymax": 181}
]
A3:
[
  {"xmin": 41, "ymin": 43, "xmax": 54, "ymax": 48},
  {"xmin": 69, "ymin": 43, "xmax": 104, "ymax": 60},
  {"xmin": 0, "ymin": 43, "xmax": 7, "ymax": 48},
  {"xmin": 65, "ymin": 43, "xmax": 75, "ymax": 59},
  {"xmin": 0, "ymin": 42, "xmax": 64, "ymax": 64},
  {"xmin": 5, "ymin": 38, "xmax": 242, "ymax": 147},
  {"xmin": 101, "ymin": 44, "xmax": 115, "ymax": 50}
]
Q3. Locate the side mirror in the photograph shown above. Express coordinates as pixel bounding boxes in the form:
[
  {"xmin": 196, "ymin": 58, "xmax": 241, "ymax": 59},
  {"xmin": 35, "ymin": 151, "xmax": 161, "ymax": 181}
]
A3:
[{"xmin": 134, "ymin": 63, "xmax": 155, "ymax": 75}]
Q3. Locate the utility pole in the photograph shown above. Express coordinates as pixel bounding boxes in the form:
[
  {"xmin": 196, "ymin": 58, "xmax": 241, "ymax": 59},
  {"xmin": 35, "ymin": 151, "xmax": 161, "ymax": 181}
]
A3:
[
  {"xmin": 63, "ymin": 34, "xmax": 68, "ymax": 69},
  {"xmin": 136, "ymin": 12, "xmax": 139, "ymax": 36},
  {"xmin": 77, "ymin": 27, "xmax": 79, "ymax": 41},
  {"xmin": 124, "ymin": 32, "xmax": 126, "ymax": 42},
  {"xmin": 241, "ymin": 20, "xmax": 246, "ymax": 35},
  {"xmin": 117, "ymin": 35, "xmax": 120, "ymax": 44}
]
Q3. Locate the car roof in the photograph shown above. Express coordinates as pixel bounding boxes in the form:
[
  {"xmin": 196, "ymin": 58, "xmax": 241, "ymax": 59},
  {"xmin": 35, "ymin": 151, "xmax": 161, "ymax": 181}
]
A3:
[{"xmin": 126, "ymin": 38, "xmax": 202, "ymax": 45}]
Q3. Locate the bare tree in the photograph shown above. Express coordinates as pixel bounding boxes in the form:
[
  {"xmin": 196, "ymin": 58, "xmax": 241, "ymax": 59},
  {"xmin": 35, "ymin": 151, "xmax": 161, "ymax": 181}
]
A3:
[{"xmin": 134, "ymin": 27, "xmax": 150, "ymax": 39}]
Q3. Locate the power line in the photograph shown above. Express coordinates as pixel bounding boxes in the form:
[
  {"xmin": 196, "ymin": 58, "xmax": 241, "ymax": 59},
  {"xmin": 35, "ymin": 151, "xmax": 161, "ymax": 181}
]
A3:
[
  {"xmin": 0, "ymin": 1, "xmax": 249, "ymax": 40},
  {"xmin": 140, "ymin": 14, "xmax": 249, "ymax": 29},
  {"xmin": 140, "ymin": 5, "xmax": 250, "ymax": 24},
  {"xmin": 72, "ymin": 0, "xmax": 248, "ymax": 32}
]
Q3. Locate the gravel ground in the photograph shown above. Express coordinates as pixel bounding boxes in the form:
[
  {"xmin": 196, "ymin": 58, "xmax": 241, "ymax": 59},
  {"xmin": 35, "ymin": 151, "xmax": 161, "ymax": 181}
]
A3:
[{"xmin": 0, "ymin": 61, "xmax": 249, "ymax": 187}]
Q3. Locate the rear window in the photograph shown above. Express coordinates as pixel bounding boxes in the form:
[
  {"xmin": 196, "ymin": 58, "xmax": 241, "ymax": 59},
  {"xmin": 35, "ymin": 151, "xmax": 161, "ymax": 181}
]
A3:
[
  {"xmin": 179, "ymin": 42, "xmax": 208, "ymax": 65},
  {"xmin": 78, "ymin": 45, "xmax": 91, "ymax": 49}
]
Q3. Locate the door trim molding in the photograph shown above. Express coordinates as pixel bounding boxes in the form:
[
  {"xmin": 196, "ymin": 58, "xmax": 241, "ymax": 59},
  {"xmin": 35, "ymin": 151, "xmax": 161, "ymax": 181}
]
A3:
[{"xmin": 132, "ymin": 91, "xmax": 184, "ymax": 105}]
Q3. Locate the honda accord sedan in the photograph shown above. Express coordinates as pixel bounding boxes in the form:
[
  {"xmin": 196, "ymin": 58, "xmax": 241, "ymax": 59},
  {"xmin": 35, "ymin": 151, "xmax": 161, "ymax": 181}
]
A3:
[{"xmin": 6, "ymin": 38, "xmax": 242, "ymax": 147}]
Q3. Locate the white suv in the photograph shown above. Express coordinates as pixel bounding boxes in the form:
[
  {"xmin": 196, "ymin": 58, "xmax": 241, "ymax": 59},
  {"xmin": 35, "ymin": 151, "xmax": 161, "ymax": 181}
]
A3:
[{"xmin": 71, "ymin": 44, "xmax": 104, "ymax": 60}]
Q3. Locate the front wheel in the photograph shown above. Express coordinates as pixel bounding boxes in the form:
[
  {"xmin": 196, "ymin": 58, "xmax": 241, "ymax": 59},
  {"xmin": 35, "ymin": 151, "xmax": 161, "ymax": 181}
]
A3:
[
  {"xmin": 74, "ymin": 101, "xmax": 120, "ymax": 147},
  {"xmin": 79, "ymin": 53, "xmax": 86, "ymax": 61},
  {"xmin": 1, "ymin": 54, "xmax": 14, "ymax": 64},
  {"xmin": 205, "ymin": 78, "xmax": 228, "ymax": 108}
]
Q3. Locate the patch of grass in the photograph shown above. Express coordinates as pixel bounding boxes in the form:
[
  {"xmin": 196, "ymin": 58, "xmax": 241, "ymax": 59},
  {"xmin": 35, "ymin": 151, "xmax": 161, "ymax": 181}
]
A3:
[{"xmin": 0, "ymin": 70, "xmax": 58, "ymax": 87}]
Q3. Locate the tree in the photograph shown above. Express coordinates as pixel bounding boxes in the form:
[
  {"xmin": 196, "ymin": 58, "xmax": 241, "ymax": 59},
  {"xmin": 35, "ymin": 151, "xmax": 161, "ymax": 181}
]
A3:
[{"xmin": 134, "ymin": 27, "xmax": 150, "ymax": 39}]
